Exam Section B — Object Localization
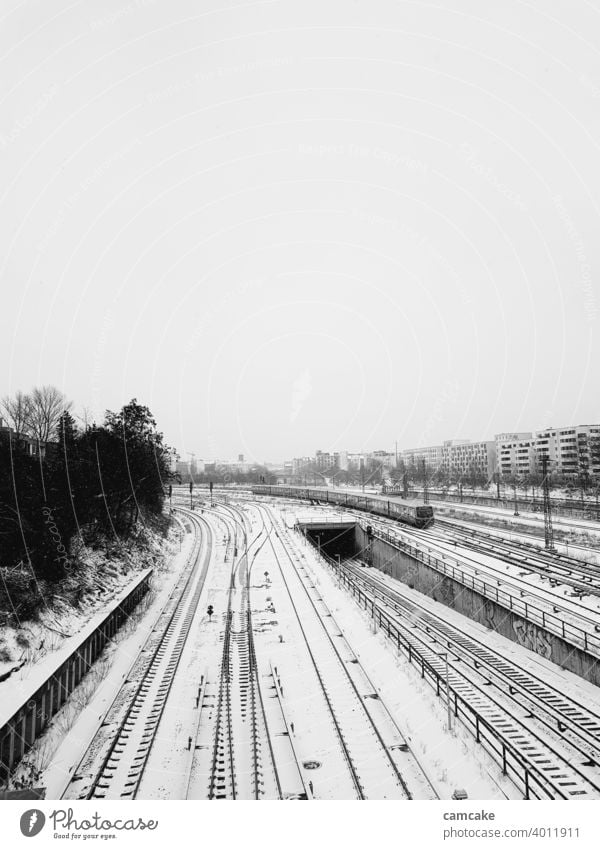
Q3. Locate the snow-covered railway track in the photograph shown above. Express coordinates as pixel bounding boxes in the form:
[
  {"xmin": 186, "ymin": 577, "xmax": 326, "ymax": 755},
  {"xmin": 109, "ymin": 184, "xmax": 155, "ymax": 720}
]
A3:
[
  {"xmin": 348, "ymin": 563, "xmax": 600, "ymax": 762},
  {"xmin": 327, "ymin": 556, "xmax": 600, "ymax": 799},
  {"xmin": 356, "ymin": 512, "xmax": 600, "ymax": 607},
  {"xmin": 433, "ymin": 520, "xmax": 600, "ymax": 592},
  {"xmin": 205, "ymin": 504, "xmax": 281, "ymax": 800},
  {"xmin": 257, "ymin": 504, "xmax": 419, "ymax": 800},
  {"xmin": 352, "ymin": 513, "xmax": 600, "ymax": 655},
  {"xmin": 62, "ymin": 509, "xmax": 211, "ymax": 800}
]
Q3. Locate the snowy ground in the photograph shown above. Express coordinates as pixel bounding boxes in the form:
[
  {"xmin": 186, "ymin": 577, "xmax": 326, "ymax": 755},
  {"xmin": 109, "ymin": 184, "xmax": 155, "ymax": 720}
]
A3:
[
  {"xmin": 345, "ymin": 511, "xmax": 600, "ymax": 655},
  {"xmin": 438, "ymin": 515, "xmax": 600, "ymax": 564},
  {"xmin": 25, "ymin": 497, "xmax": 600, "ymax": 801},
  {"xmin": 0, "ymin": 522, "xmax": 178, "ymax": 686},
  {"xmin": 25, "ymin": 520, "xmax": 192, "ymax": 796},
  {"xmin": 435, "ymin": 500, "xmax": 600, "ymax": 537}
]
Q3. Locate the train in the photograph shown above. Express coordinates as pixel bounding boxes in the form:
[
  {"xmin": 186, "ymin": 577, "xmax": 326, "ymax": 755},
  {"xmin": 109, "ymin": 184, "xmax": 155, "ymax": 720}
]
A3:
[{"xmin": 250, "ymin": 485, "xmax": 434, "ymax": 529}]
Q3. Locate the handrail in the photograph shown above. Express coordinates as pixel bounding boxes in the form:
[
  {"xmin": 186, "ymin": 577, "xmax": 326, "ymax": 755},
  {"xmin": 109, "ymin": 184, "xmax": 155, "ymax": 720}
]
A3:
[{"xmin": 361, "ymin": 521, "xmax": 600, "ymax": 657}]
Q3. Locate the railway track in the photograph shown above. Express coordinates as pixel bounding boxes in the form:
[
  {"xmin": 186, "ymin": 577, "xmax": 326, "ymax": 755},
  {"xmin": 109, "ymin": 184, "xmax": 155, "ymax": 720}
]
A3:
[
  {"xmin": 257, "ymin": 504, "xmax": 430, "ymax": 800},
  {"xmin": 433, "ymin": 520, "xmax": 600, "ymax": 596},
  {"xmin": 350, "ymin": 512, "xmax": 600, "ymax": 647},
  {"xmin": 315, "ymin": 548, "xmax": 600, "ymax": 800},
  {"xmin": 205, "ymin": 503, "xmax": 281, "ymax": 800},
  {"xmin": 342, "ymin": 506, "xmax": 600, "ymax": 598},
  {"xmin": 432, "ymin": 499, "xmax": 600, "ymax": 534},
  {"xmin": 62, "ymin": 508, "xmax": 211, "ymax": 800}
]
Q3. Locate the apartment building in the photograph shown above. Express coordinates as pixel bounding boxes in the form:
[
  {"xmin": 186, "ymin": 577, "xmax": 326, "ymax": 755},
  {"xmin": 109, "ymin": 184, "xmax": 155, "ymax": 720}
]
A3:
[
  {"xmin": 441, "ymin": 439, "xmax": 497, "ymax": 479},
  {"xmin": 495, "ymin": 432, "xmax": 536, "ymax": 478},
  {"xmin": 495, "ymin": 425, "xmax": 600, "ymax": 479},
  {"xmin": 399, "ymin": 444, "xmax": 445, "ymax": 470},
  {"xmin": 535, "ymin": 425, "xmax": 600, "ymax": 478},
  {"xmin": 368, "ymin": 450, "xmax": 396, "ymax": 469}
]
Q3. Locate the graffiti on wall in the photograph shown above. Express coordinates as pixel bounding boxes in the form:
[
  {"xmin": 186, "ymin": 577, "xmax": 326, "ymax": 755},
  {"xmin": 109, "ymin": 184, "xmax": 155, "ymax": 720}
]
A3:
[{"xmin": 512, "ymin": 619, "xmax": 553, "ymax": 660}]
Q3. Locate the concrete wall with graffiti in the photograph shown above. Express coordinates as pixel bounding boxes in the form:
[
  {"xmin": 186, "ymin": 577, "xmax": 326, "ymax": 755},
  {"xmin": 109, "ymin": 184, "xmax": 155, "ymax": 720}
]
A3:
[{"xmin": 359, "ymin": 528, "xmax": 600, "ymax": 688}]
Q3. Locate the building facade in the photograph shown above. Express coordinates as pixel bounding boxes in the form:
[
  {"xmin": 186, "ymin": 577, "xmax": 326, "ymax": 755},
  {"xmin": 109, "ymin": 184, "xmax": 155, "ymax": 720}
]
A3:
[
  {"xmin": 399, "ymin": 444, "xmax": 445, "ymax": 471},
  {"xmin": 496, "ymin": 425, "xmax": 600, "ymax": 480},
  {"xmin": 441, "ymin": 439, "xmax": 497, "ymax": 480},
  {"xmin": 495, "ymin": 432, "xmax": 536, "ymax": 479}
]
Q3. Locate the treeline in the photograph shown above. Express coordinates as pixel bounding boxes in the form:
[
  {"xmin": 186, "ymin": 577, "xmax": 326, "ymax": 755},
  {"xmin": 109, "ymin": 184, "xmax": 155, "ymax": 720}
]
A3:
[
  {"xmin": 0, "ymin": 396, "xmax": 173, "ymax": 617},
  {"xmin": 185, "ymin": 467, "xmax": 278, "ymax": 485}
]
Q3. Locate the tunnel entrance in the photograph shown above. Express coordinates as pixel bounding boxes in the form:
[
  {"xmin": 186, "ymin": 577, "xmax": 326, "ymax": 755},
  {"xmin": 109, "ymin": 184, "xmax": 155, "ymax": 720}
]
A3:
[{"xmin": 296, "ymin": 521, "xmax": 358, "ymax": 560}]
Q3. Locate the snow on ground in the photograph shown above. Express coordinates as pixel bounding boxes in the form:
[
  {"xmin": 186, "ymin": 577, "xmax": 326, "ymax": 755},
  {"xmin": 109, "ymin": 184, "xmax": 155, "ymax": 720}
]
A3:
[
  {"xmin": 347, "ymin": 559, "xmax": 600, "ymax": 716},
  {"xmin": 139, "ymin": 511, "xmax": 230, "ymax": 800},
  {"xmin": 26, "ymin": 521, "xmax": 193, "ymax": 797},
  {"xmin": 270, "ymin": 504, "xmax": 516, "ymax": 800},
  {"xmin": 28, "ymin": 497, "xmax": 600, "ymax": 801},
  {"xmin": 435, "ymin": 500, "xmax": 600, "ymax": 535},
  {"xmin": 0, "ymin": 522, "xmax": 178, "ymax": 691},
  {"xmin": 439, "ymin": 515, "xmax": 600, "ymax": 564},
  {"xmin": 409, "ymin": 534, "xmax": 600, "ymax": 622},
  {"xmin": 345, "ymin": 514, "xmax": 600, "ymax": 647}
]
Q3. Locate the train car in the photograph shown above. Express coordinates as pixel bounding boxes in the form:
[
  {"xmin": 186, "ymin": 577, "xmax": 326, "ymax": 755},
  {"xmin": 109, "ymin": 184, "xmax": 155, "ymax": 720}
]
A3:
[{"xmin": 250, "ymin": 485, "xmax": 434, "ymax": 529}]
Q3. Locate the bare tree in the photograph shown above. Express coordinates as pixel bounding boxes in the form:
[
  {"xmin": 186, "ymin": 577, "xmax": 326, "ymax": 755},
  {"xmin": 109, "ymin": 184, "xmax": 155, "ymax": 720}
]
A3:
[
  {"xmin": 75, "ymin": 405, "xmax": 95, "ymax": 431},
  {"xmin": 0, "ymin": 391, "xmax": 32, "ymax": 439},
  {"xmin": 26, "ymin": 386, "xmax": 72, "ymax": 443}
]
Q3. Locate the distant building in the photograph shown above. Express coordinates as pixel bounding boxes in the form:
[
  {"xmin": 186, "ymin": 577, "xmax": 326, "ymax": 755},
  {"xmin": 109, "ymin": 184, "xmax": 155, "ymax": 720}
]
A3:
[
  {"xmin": 0, "ymin": 417, "xmax": 48, "ymax": 458},
  {"xmin": 496, "ymin": 425, "xmax": 600, "ymax": 479},
  {"xmin": 368, "ymin": 450, "xmax": 395, "ymax": 469},
  {"xmin": 338, "ymin": 450, "xmax": 349, "ymax": 470},
  {"xmin": 315, "ymin": 450, "xmax": 336, "ymax": 470},
  {"xmin": 495, "ymin": 432, "xmax": 536, "ymax": 478},
  {"xmin": 441, "ymin": 439, "xmax": 497, "ymax": 480},
  {"xmin": 399, "ymin": 444, "xmax": 444, "ymax": 471}
]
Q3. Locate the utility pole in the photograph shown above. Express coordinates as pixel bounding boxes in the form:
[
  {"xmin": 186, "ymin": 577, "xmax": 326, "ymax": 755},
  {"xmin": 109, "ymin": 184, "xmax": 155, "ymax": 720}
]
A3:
[
  {"xmin": 513, "ymin": 484, "xmax": 519, "ymax": 516},
  {"xmin": 542, "ymin": 456, "xmax": 556, "ymax": 552},
  {"xmin": 422, "ymin": 459, "xmax": 429, "ymax": 504},
  {"xmin": 496, "ymin": 473, "xmax": 500, "ymax": 500}
]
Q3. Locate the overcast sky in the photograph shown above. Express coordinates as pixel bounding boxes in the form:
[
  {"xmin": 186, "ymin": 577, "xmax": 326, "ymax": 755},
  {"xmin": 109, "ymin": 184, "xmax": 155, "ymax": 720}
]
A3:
[{"xmin": 1, "ymin": 0, "xmax": 599, "ymax": 462}]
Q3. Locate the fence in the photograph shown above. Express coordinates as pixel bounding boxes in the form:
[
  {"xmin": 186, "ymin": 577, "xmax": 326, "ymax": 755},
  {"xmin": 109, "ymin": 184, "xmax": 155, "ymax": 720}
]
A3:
[
  {"xmin": 0, "ymin": 569, "xmax": 152, "ymax": 786},
  {"xmin": 363, "ymin": 522, "xmax": 600, "ymax": 658}
]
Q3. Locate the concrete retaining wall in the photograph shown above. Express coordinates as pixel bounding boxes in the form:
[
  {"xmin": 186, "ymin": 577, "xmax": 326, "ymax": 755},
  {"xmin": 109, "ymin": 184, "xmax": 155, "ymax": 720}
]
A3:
[
  {"xmin": 0, "ymin": 570, "xmax": 152, "ymax": 786},
  {"xmin": 355, "ymin": 526, "xmax": 600, "ymax": 688}
]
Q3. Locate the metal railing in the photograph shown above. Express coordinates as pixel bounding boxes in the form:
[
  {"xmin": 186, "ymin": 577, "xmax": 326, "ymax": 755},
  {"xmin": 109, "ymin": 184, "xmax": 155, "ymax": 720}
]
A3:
[
  {"xmin": 360, "ymin": 522, "xmax": 600, "ymax": 658},
  {"xmin": 323, "ymin": 554, "xmax": 575, "ymax": 800}
]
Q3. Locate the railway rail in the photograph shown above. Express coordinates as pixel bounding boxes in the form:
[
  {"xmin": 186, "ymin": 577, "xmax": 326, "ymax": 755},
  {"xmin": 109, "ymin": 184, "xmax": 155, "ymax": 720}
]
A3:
[
  {"xmin": 350, "ymin": 508, "xmax": 600, "ymax": 599},
  {"xmin": 205, "ymin": 503, "xmax": 281, "ymax": 800},
  {"xmin": 312, "ymin": 546, "xmax": 600, "ymax": 800},
  {"xmin": 346, "ymin": 512, "xmax": 600, "ymax": 658},
  {"xmin": 434, "ymin": 519, "xmax": 600, "ymax": 596},
  {"xmin": 62, "ymin": 508, "xmax": 211, "ymax": 800},
  {"xmin": 257, "ymin": 503, "xmax": 432, "ymax": 800},
  {"xmin": 347, "ymin": 561, "xmax": 600, "ymax": 764}
]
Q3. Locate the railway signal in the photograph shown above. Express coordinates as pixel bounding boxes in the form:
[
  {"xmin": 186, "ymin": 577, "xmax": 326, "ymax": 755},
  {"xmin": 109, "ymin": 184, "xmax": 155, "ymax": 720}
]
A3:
[{"xmin": 207, "ymin": 604, "xmax": 214, "ymax": 620}]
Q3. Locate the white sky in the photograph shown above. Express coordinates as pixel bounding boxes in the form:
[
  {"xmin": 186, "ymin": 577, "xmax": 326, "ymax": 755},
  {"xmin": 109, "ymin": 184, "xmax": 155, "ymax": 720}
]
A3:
[{"xmin": 1, "ymin": 0, "xmax": 599, "ymax": 462}]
